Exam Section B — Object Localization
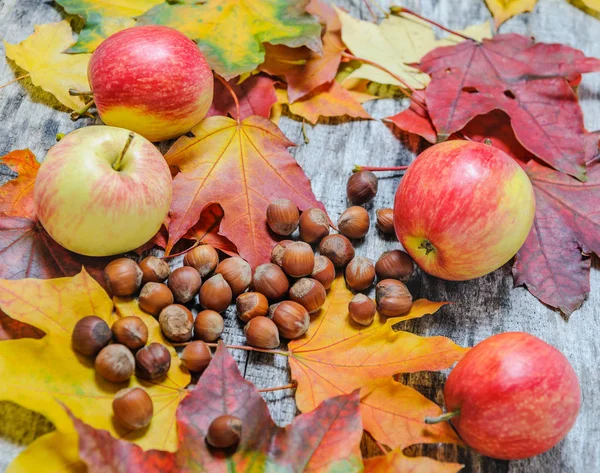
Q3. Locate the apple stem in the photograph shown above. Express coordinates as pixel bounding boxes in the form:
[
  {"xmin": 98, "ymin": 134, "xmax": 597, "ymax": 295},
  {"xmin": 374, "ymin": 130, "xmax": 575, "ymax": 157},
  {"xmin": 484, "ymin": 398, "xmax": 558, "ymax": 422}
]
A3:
[
  {"xmin": 484, "ymin": 138, "xmax": 492, "ymax": 145},
  {"xmin": 113, "ymin": 132, "xmax": 135, "ymax": 171},
  {"xmin": 0, "ymin": 73, "xmax": 30, "ymax": 91},
  {"xmin": 70, "ymin": 99, "xmax": 95, "ymax": 121},
  {"xmin": 215, "ymin": 74, "xmax": 241, "ymax": 123},
  {"xmin": 340, "ymin": 52, "xmax": 427, "ymax": 107},
  {"xmin": 68, "ymin": 89, "xmax": 93, "ymax": 96},
  {"xmin": 258, "ymin": 381, "xmax": 297, "ymax": 393},
  {"xmin": 160, "ymin": 240, "xmax": 200, "ymax": 260},
  {"xmin": 390, "ymin": 7, "xmax": 480, "ymax": 43},
  {"xmin": 353, "ymin": 164, "xmax": 409, "ymax": 172},
  {"xmin": 419, "ymin": 239, "xmax": 436, "ymax": 255},
  {"xmin": 424, "ymin": 410, "xmax": 460, "ymax": 424}
]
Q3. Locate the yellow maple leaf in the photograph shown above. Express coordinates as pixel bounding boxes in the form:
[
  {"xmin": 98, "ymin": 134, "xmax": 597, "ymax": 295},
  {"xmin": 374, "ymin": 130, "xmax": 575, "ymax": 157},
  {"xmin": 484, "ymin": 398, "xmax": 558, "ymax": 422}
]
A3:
[
  {"xmin": 288, "ymin": 276, "xmax": 467, "ymax": 450},
  {"xmin": 4, "ymin": 21, "xmax": 91, "ymax": 111},
  {"xmin": 581, "ymin": 0, "xmax": 600, "ymax": 12},
  {"xmin": 484, "ymin": 0, "xmax": 538, "ymax": 27},
  {"xmin": 337, "ymin": 8, "xmax": 491, "ymax": 90},
  {"xmin": 0, "ymin": 269, "xmax": 190, "ymax": 473}
]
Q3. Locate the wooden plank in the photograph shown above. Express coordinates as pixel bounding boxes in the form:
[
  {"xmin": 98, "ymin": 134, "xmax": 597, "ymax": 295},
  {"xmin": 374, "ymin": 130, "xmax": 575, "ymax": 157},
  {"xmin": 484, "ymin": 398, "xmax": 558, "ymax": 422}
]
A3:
[{"xmin": 0, "ymin": 0, "xmax": 598, "ymax": 472}]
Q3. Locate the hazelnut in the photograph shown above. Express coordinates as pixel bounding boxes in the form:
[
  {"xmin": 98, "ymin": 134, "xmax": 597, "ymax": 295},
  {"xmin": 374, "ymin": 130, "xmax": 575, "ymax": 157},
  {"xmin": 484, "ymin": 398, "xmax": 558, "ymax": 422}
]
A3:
[
  {"xmin": 71, "ymin": 315, "xmax": 112, "ymax": 356},
  {"xmin": 215, "ymin": 257, "xmax": 252, "ymax": 296},
  {"xmin": 345, "ymin": 256, "xmax": 376, "ymax": 291},
  {"xmin": 183, "ymin": 245, "xmax": 219, "ymax": 278},
  {"xmin": 138, "ymin": 282, "xmax": 174, "ymax": 316},
  {"xmin": 318, "ymin": 234, "xmax": 355, "ymax": 268},
  {"xmin": 281, "ymin": 241, "xmax": 315, "ymax": 278},
  {"xmin": 168, "ymin": 267, "xmax": 202, "ymax": 304},
  {"xmin": 271, "ymin": 240, "xmax": 293, "ymax": 266},
  {"xmin": 266, "ymin": 199, "xmax": 300, "ymax": 236},
  {"xmin": 135, "ymin": 342, "xmax": 171, "ymax": 380},
  {"xmin": 375, "ymin": 279, "xmax": 413, "ymax": 317},
  {"xmin": 252, "ymin": 263, "xmax": 289, "ymax": 300},
  {"xmin": 347, "ymin": 170, "xmax": 378, "ymax": 204},
  {"xmin": 139, "ymin": 256, "xmax": 170, "ymax": 284},
  {"xmin": 376, "ymin": 208, "xmax": 395, "ymax": 235},
  {"xmin": 299, "ymin": 208, "xmax": 329, "ymax": 243},
  {"xmin": 104, "ymin": 258, "xmax": 143, "ymax": 297},
  {"xmin": 112, "ymin": 316, "xmax": 148, "ymax": 351},
  {"xmin": 194, "ymin": 310, "xmax": 224, "ymax": 342},
  {"xmin": 267, "ymin": 302, "xmax": 282, "ymax": 319},
  {"xmin": 158, "ymin": 304, "xmax": 194, "ymax": 342},
  {"xmin": 311, "ymin": 255, "xmax": 336, "ymax": 290},
  {"xmin": 244, "ymin": 317, "xmax": 280, "ymax": 349},
  {"xmin": 375, "ymin": 250, "xmax": 414, "ymax": 282},
  {"xmin": 199, "ymin": 274, "xmax": 232, "ymax": 312},
  {"xmin": 236, "ymin": 292, "xmax": 269, "ymax": 323},
  {"xmin": 95, "ymin": 344, "xmax": 135, "ymax": 383},
  {"xmin": 206, "ymin": 415, "xmax": 242, "ymax": 449},
  {"xmin": 271, "ymin": 301, "xmax": 310, "ymax": 339},
  {"xmin": 113, "ymin": 387, "xmax": 153, "ymax": 430},
  {"xmin": 348, "ymin": 293, "xmax": 376, "ymax": 326},
  {"xmin": 180, "ymin": 340, "xmax": 212, "ymax": 374},
  {"xmin": 338, "ymin": 206, "xmax": 370, "ymax": 239},
  {"xmin": 289, "ymin": 278, "xmax": 326, "ymax": 314}
]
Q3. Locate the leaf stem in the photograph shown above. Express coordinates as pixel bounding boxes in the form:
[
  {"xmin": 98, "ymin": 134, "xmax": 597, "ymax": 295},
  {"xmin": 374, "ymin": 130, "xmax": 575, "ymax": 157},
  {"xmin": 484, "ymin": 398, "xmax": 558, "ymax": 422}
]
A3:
[
  {"xmin": 160, "ymin": 240, "xmax": 200, "ymax": 260},
  {"xmin": 173, "ymin": 342, "xmax": 291, "ymax": 357},
  {"xmin": 361, "ymin": 0, "xmax": 378, "ymax": 21},
  {"xmin": 424, "ymin": 410, "xmax": 460, "ymax": 424},
  {"xmin": 215, "ymin": 74, "xmax": 241, "ymax": 123},
  {"xmin": 69, "ymin": 89, "xmax": 93, "ymax": 96},
  {"xmin": 0, "ymin": 73, "xmax": 30, "ymax": 91},
  {"xmin": 353, "ymin": 165, "xmax": 409, "ymax": 172},
  {"xmin": 113, "ymin": 132, "xmax": 134, "ymax": 171},
  {"xmin": 70, "ymin": 98, "xmax": 95, "ymax": 120},
  {"xmin": 340, "ymin": 52, "xmax": 427, "ymax": 107},
  {"xmin": 301, "ymin": 120, "xmax": 310, "ymax": 144},
  {"xmin": 258, "ymin": 381, "xmax": 297, "ymax": 393},
  {"xmin": 390, "ymin": 6, "xmax": 479, "ymax": 42},
  {"xmin": 375, "ymin": 440, "xmax": 388, "ymax": 455}
]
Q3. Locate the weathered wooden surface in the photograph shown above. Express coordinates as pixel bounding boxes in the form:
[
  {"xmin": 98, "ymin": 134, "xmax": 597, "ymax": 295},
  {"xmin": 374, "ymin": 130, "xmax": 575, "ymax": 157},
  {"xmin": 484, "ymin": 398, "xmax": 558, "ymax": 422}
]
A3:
[{"xmin": 0, "ymin": 0, "xmax": 599, "ymax": 471}]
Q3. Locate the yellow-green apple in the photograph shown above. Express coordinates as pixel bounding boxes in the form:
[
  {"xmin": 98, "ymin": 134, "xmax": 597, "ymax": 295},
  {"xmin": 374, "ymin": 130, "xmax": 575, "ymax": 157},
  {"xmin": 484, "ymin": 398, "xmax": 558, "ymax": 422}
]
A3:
[
  {"xmin": 34, "ymin": 126, "xmax": 172, "ymax": 257},
  {"xmin": 427, "ymin": 332, "xmax": 580, "ymax": 459},
  {"xmin": 394, "ymin": 140, "xmax": 535, "ymax": 280},
  {"xmin": 88, "ymin": 25, "xmax": 213, "ymax": 142}
]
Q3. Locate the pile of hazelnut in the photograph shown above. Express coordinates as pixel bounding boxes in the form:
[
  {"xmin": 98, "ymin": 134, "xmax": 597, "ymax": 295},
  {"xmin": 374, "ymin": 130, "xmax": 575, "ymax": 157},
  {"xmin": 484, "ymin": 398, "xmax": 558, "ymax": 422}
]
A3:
[{"xmin": 70, "ymin": 170, "xmax": 416, "ymax": 444}]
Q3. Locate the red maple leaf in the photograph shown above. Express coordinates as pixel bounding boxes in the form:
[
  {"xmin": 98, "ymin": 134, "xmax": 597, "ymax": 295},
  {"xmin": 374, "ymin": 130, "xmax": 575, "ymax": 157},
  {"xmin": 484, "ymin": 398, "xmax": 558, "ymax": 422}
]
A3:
[
  {"xmin": 513, "ymin": 157, "xmax": 600, "ymax": 314},
  {"xmin": 68, "ymin": 343, "xmax": 364, "ymax": 473},
  {"xmin": 207, "ymin": 75, "xmax": 277, "ymax": 120},
  {"xmin": 417, "ymin": 34, "xmax": 600, "ymax": 180}
]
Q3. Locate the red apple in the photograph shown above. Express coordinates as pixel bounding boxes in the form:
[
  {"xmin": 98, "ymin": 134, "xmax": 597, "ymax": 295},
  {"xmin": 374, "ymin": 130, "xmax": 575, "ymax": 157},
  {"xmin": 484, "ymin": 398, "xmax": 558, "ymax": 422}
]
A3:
[
  {"xmin": 436, "ymin": 332, "xmax": 580, "ymax": 460},
  {"xmin": 394, "ymin": 140, "xmax": 535, "ymax": 280},
  {"xmin": 88, "ymin": 25, "xmax": 213, "ymax": 142},
  {"xmin": 34, "ymin": 126, "xmax": 172, "ymax": 256}
]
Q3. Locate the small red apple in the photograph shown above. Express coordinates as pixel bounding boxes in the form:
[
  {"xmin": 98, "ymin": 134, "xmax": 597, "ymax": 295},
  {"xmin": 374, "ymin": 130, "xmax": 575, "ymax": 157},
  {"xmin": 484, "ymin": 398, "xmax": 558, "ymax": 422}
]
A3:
[
  {"xmin": 431, "ymin": 332, "xmax": 580, "ymax": 460},
  {"xmin": 88, "ymin": 25, "xmax": 213, "ymax": 142},
  {"xmin": 394, "ymin": 140, "xmax": 535, "ymax": 280}
]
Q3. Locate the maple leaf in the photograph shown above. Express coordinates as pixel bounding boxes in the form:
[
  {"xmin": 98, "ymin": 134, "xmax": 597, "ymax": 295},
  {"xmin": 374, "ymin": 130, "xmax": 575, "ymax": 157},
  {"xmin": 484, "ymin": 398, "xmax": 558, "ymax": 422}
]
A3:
[
  {"xmin": 289, "ymin": 276, "xmax": 466, "ymax": 451},
  {"xmin": 336, "ymin": 8, "xmax": 491, "ymax": 90},
  {"xmin": 207, "ymin": 75, "xmax": 277, "ymax": 121},
  {"xmin": 513, "ymin": 159, "xmax": 600, "ymax": 314},
  {"xmin": 364, "ymin": 448, "xmax": 463, "ymax": 473},
  {"xmin": 385, "ymin": 98, "xmax": 437, "ymax": 144},
  {"xmin": 484, "ymin": 0, "xmax": 537, "ymax": 27},
  {"xmin": 417, "ymin": 34, "xmax": 600, "ymax": 180},
  {"xmin": 275, "ymin": 82, "xmax": 371, "ymax": 124},
  {"xmin": 137, "ymin": 0, "xmax": 323, "ymax": 79},
  {"xmin": 54, "ymin": 0, "xmax": 164, "ymax": 53},
  {"xmin": 4, "ymin": 21, "xmax": 91, "ymax": 110},
  {"xmin": 66, "ymin": 343, "xmax": 363, "ymax": 473},
  {"xmin": 164, "ymin": 115, "xmax": 326, "ymax": 268},
  {"xmin": 182, "ymin": 204, "xmax": 239, "ymax": 257},
  {"xmin": 260, "ymin": 0, "xmax": 344, "ymax": 103},
  {"xmin": 0, "ymin": 149, "xmax": 39, "ymax": 219}
]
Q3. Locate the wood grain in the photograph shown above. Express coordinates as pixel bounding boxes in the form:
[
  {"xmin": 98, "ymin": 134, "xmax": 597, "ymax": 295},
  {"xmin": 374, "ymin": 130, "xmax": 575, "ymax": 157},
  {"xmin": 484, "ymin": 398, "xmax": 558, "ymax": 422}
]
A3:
[{"xmin": 0, "ymin": 0, "xmax": 599, "ymax": 472}]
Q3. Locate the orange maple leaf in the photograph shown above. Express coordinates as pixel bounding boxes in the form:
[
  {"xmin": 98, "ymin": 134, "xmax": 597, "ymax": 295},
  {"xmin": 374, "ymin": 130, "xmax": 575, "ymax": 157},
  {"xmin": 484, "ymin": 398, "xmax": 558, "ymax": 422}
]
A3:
[
  {"xmin": 0, "ymin": 149, "xmax": 39, "ymax": 219},
  {"xmin": 288, "ymin": 276, "xmax": 468, "ymax": 451}
]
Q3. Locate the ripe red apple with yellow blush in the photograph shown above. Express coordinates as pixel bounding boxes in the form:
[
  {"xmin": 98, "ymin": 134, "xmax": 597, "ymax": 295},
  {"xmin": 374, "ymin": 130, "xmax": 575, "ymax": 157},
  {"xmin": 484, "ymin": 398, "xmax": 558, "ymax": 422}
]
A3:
[
  {"xmin": 33, "ymin": 126, "xmax": 172, "ymax": 256},
  {"xmin": 394, "ymin": 140, "xmax": 535, "ymax": 280},
  {"xmin": 427, "ymin": 332, "xmax": 580, "ymax": 460},
  {"xmin": 88, "ymin": 25, "xmax": 213, "ymax": 142}
]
